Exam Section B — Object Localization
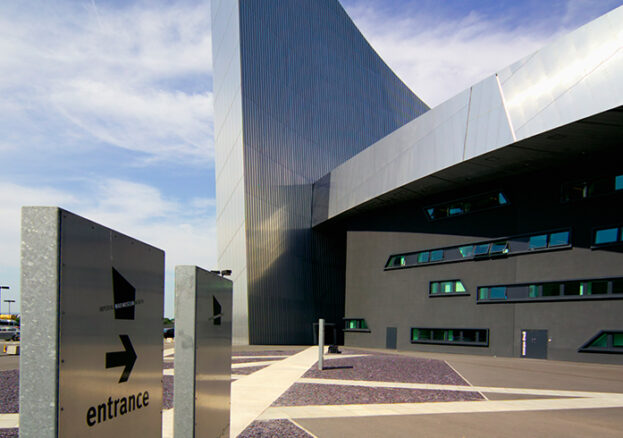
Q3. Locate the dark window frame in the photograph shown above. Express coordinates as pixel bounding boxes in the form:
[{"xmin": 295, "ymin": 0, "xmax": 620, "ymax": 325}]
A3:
[
  {"xmin": 477, "ymin": 276, "xmax": 623, "ymax": 304},
  {"xmin": 384, "ymin": 228, "xmax": 572, "ymax": 271},
  {"xmin": 591, "ymin": 224, "xmax": 623, "ymax": 249},
  {"xmin": 410, "ymin": 327, "xmax": 489, "ymax": 347},
  {"xmin": 429, "ymin": 280, "xmax": 469, "ymax": 297},
  {"xmin": 561, "ymin": 173, "xmax": 623, "ymax": 203},
  {"xmin": 424, "ymin": 190, "xmax": 510, "ymax": 222},
  {"xmin": 343, "ymin": 318, "xmax": 371, "ymax": 333},
  {"xmin": 578, "ymin": 330, "xmax": 623, "ymax": 354}
]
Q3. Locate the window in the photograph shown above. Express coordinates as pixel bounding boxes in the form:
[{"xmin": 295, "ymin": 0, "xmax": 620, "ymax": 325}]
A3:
[
  {"xmin": 529, "ymin": 234, "xmax": 547, "ymax": 250},
  {"xmin": 411, "ymin": 327, "xmax": 488, "ymax": 346},
  {"xmin": 548, "ymin": 231, "xmax": 570, "ymax": 247},
  {"xmin": 384, "ymin": 228, "xmax": 572, "ymax": 271},
  {"xmin": 478, "ymin": 276, "xmax": 623, "ymax": 303},
  {"xmin": 561, "ymin": 173, "xmax": 623, "ymax": 202},
  {"xmin": 429, "ymin": 280, "xmax": 468, "ymax": 296},
  {"xmin": 343, "ymin": 318, "xmax": 369, "ymax": 332},
  {"xmin": 579, "ymin": 331, "xmax": 623, "ymax": 353},
  {"xmin": 424, "ymin": 191, "xmax": 509, "ymax": 221},
  {"xmin": 593, "ymin": 227, "xmax": 621, "ymax": 246}
]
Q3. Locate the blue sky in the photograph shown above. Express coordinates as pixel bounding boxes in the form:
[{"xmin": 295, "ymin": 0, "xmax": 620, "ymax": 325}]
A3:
[{"xmin": 0, "ymin": 0, "xmax": 620, "ymax": 317}]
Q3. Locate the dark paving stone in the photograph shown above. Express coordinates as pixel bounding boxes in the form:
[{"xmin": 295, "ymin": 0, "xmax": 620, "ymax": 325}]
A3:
[
  {"xmin": 304, "ymin": 353, "xmax": 469, "ymax": 385},
  {"xmin": 273, "ymin": 383, "xmax": 483, "ymax": 406},
  {"xmin": 0, "ymin": 429, "xmax": 18, "ymax": 438},
  {"xmin": 233, "ymin": 365, "xmax": 269, "ymax": 375},
  {"xmin": 238, "ymin": 419, "xmax": 312, "ymax": 438},
  {"xmin": 163, "ymin": 375, "xmax": 174, "ymax": 409},
  {"xmin": 232, "ymin": 357, "xmax": 283, "ymax": 364},
  {"xmin": 0, "ymin": 370, "xmax": 19, "ymax": 414}
]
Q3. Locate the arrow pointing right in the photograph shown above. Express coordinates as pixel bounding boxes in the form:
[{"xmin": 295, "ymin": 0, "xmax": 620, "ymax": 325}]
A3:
[{"xmin": 106, "ymin": 334, "xmax": 137, "ymax": 383}]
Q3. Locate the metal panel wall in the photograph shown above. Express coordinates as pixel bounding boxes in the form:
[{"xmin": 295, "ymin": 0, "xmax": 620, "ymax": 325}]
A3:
[{"xmin": 212, "ymin": 0, "xmax": 428, "ymax": 344}]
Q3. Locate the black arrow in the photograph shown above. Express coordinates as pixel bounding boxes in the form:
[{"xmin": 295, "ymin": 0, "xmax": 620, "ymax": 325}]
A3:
[{"xmin": 106, "ymin": 335, "xmax": 137, "ymax": 383}]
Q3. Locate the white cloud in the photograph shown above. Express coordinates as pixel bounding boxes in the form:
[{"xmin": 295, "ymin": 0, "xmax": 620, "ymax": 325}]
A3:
[
  {"xmin": 344, "ymin": 4, "xmax": 573, "ymax": 107},
  {"xmin": 0, "ymin": 0, "xmax": 213, "ymax": 165}
]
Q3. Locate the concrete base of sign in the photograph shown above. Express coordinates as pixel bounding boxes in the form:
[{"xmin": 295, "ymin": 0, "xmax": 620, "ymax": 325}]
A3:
[{"xmin": 174, "ymin": 266, "xmax": 232, "ymax": 438}]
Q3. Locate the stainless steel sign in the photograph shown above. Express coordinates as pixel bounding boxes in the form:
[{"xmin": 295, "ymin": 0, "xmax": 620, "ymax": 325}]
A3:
[{"xmin": 20, "ymin": 207, "xmax": 164, "ymax": 438}]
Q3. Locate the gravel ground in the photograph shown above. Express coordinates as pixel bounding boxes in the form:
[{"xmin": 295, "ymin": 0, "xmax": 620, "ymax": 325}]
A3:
[
  {"xmin": 232, "ymin": 365, "xmax": 270, "ymax": 375},
  {"xmin": 232, "ymin": 357, "xmax": 284, "ymax": 364},
  {"xmin": 304, "ymin": 353, "xmax": 469, "ymax": 385},
  {"xmin": 0, "ymin": 370, "xmax": 19, "ymax": 414},
  {"xmin": 238, "ymin": 420, "xmax": 312, "ymax": 438},
  {"xmin": 273, "ymin": 382, "xmax": 483, "ymax": 406},
  {"xmin": 234, "ymin": 350, "xmax": 298, "ymax": 357},
  {"xmin": 0, "ymin": 429, "xmax": 18, "ymax": 438},
  {"xmin": 163, "ymin": 375, "xmax": 174, "ymax": 409}
]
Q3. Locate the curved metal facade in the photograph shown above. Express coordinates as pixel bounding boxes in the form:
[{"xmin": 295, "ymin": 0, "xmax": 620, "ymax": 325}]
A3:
[{"xmin": 212, "ymin": 0, "xmax": 428, "ymax": 344}]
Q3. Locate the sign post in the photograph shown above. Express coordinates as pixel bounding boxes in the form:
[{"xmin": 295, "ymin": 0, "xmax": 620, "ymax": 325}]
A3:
[
  {"xmin": 20, "ymin": 207, "xmax": 164, "ymax": 438},
  {"xmin": 174, "ymin": 266, "xmax": 232, "ymax": 438}
]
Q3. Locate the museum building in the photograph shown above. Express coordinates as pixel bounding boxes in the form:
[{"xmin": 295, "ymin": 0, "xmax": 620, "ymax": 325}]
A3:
[{"xmin": 211, "ymin": 0, "xmax": 623, "ymax": 363}]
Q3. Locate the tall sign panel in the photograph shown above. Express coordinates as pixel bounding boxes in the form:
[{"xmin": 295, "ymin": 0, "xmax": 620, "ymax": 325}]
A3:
[{"xmin": 20, "ymin": 207, "xmax": 164, "ymax": 437}]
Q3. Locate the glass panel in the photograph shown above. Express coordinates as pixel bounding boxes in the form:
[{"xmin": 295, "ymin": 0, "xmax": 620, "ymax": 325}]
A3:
[
  {"xmin": 433, "ymin": 330, "xmax": 445, "ymax": 341},
  {"xmin": 349, "ymin": 320, "xmax": 357, "ymax": 329},
  {"xmin": 455, "ymin": 281, "xmax": 466, "ymax": 293},
  {"xmin": 549, "ymin": 231, "xmax": 570, "ymax": 247},
  {"xmin": 430, "ymin": 282, "xmax": 440, "ymax": 294},
  {"xmin": 426, "ymin": 208, "xmax": 435, "ymax": 220},
  {"xmin": 542, "ymin": 283, "xmax": 561, "ymax": 297},
  {"xmin": 498, "ymin": 192, "xmax": 508, "ymax": 204},
  {"xmin": 586, "ymin": 281, "xmax": 608, "ymax": 295},
  {"xmin": 474, "ymin": 244, "xmax": 490, "ymax": 256},
  {"xmin": 461, "ymin": 330, "xmax": 476, "ymax": 343},
  {"xmin": 446, "ymin": 330, "xmax": 454, "ymax": 342},
  {"xmin": 399, "ymin": 256, "xmax": 406, "ymax": 266},
  {"xmin": 529, "ymin": 234, "xmax": 547, "ymax": 249},
  {"xmin": 529, "ymin": 285, "xmax": 539, "ymax": 298},
  {"xmin": 563, "ymin": 281, "xmax": 581, "ymax": 296},
  {"xmin": 441, "ymin": 281, "xmax": 453, "ymax": 293},
  {"xmin": 612, "ymin": 279, "xmax": 623, "ymax": 294},
  {"xmin": 448, "ymin": 205, "xmax": 464, "ymax": 216},
  {"xmin": 616, "ymin": 175, "xmax": 623, "ymax": 191},
  {"xmin": 490, "ymin": 241, "xmax": 509, "ymax": 254},
  {"xmin": 459, "ymin": 245, "xmax": 474, "ymax": 258},
  {"xmin": 594, "ymin": 228, "xmax": 618, "ymax": 245},
  {"xmin": 412, "ymin": 329, "xmax": 419, "ymax": 341},
  {"xmin": 429, "ymin": 250, "xmax": 444, "ymax": 262},
  {"xmin": 489, "ymin": 287, "xmax": 507, "ymax": 300},
  {"xmin": 417, "ymin": 252, "xmax": 430, "ymax": 263},
  {"xmin": 478, "ymin": 288, "xmax": 488, "ymax": 300},
  {"xmin": 613, "ymin": 333, "xmax": 623, "ymax": 347},
  {"xmin": 589, "ymin": 333, "xmax": 608, "ymax": 348},
  {"xmin": 419, "ymin": 329, "xmax": 432, "ymax": 340}
]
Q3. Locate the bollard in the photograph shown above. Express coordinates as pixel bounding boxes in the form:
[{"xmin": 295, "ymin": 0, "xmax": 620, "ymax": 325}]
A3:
[{"xmin": 318, "ymin": 318, "xmax": 324, "ymax": 370}]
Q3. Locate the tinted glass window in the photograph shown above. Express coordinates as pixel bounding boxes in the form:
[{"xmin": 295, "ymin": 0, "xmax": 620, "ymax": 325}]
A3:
[
  {"xmin": 430, "ymin": 282, "xmax": 440, "ymax": 294},
  {"xmin": 529, "ymin": 234, "xmax": 547, "ymax": 249},
  {"xmin": 441, "ymin": 281, "xmax": 453, "ymax": 293},
  {"xmin": 594, "ymin": 228, "xmax": 618, "ymax": 245},
  {"xmin": 418, "ymin": 252, "xmax": 430, "ymax": 263},
  {"xmin": 455, "ymin": 281, "xmax": 466, "ymax": 293},
  {"xmin": 474, "ymin": 244, "xmax": 490, "ymax": 256},
  {"xmin": 616, "ymin": 175, "xmax": 623, "ymax": 191},
  {"xmin": 613, "ymin": 333, "xmax": 623, "ymax": 348},
  {"xmin": 429, "ymin": 249, "xmax": 444, "ymax": 262},
  {"xmin": 549, "ymin": 231, "xmax": 570, "ymax": 247},
  {"xmin": 459, "ymin": 245, "xmax": 474, "ymax": 258},
  {"xmin": 612, "ymin": 279, "xmax": 623, "ymax": 294},
  {"xmin": 563, "ymin": 281, "xmax": 581, "ymax": 295},
  {"xmin": 589, "ymin": 332, "xmax": 608, "ymax": 348},
  {"xmin": 490, "ymin": 241, "xmax": 508, "ymax": 254},
  {"xmin": 542, "ymin": 283, "xmax": 561, "ymax": 297},
  {"xmin": 489, "ymin": 287, "xmax": 506, "ymax": 300}
]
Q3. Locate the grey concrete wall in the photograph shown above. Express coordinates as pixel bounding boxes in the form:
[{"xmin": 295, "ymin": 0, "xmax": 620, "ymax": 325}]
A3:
[{"xmin": 343, "ymin": 160, "xmax": 623, "ymax": 364}]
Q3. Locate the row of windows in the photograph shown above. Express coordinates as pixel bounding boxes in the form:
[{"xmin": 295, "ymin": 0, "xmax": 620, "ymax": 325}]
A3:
[
  {"xmin": 425, "ymin": 191, "xmax": 508, "ymax": 221},
  {"xmin": 561, "ymin": 174, "xmax": 623, "ymax": 203},
  {"xmin": 430, "ymin": 280, "xmax": 467, "ymax": 296},
  {"xmin": 411, "ymin": 328, "xmax": 489, "ymax": 346},
  {"xmin": 594, "ymin": 225, "xmax": 623, "ymax": 246},
  {"xmin": 477, "ymin": 276, "xmax": 623, "ymax": 303},
  {"xmin": 385, "ymin": 228, "xmax": 571, "ymax": 270},
  {"xmin": 343, "ymin": 318, "xmax": 369, "ymax": 331}
]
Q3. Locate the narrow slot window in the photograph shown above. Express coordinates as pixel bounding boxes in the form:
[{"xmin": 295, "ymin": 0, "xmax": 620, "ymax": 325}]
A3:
[
  {"xmin": 417, "ymin": 251, "xmax": 430, "ymax": 263},
  {"xmin": 489, "ymin": 286, "xmax": 507, "ymax": 300},
  {"xmin": 429, "ymin": 249, "xmax": 444, "ymax": 262},
  {"xmin": 529, "ymin": 234, "xmax": 547, "ymax": 250},
  {"xmin": 594, "ymin": 228, "xmax": 618, "ymax": 245},
  {"xmin": 549, "ymin": 231, "xmax": 570, "ymax": 247},
  {"xmin": 459, "ymin": 245, "xmax": 474, "ymax": 258},
  {"xmin": 430, "ymin": 282, "xmax": 440, "ymax": 295},
  {"xmin": 474, "ymin": 244, "xmax": 490, "ymax": 257},
  {"xmin": 455, "ymin": 281, "xmax": 466, "ymax": 293}
]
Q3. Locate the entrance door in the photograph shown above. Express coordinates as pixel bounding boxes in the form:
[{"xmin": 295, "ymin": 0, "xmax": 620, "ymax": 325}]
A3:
[
  {"xmin": 386, "ymin": 327, "xmax": 397, "ymax": 349},
  {"xmin": 521, "ymin": 329, "xmax": 548, "ymax": 359}
]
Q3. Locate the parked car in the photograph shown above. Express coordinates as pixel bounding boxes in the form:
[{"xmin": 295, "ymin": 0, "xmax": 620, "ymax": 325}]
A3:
[
  {"xmin": 0, "ymin": 326, "xmax": 19, "ymax": 341},
  {"xmin": 163, "ymin": 327, "xmax": 174, "ymax": 339}
]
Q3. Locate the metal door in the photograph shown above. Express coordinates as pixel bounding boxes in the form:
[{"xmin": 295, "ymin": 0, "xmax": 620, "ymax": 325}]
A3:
[
  {"xmin": 386, "ymin": 327, "xmax": 397, "ymax": 349},
  {"xmin": 521, "ymin": 329, "xmax": 548, "ymax": 359}
]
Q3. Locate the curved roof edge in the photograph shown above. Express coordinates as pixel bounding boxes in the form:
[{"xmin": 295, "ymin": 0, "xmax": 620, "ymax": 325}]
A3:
[{"xmin": 312, "ymin": 5, "xmax": 623, "ymax": 226}]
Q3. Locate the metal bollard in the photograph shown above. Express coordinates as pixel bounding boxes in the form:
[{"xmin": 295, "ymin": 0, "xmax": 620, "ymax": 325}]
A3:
[{"xmin": 318, "ymin": 318, "xmax": 324, "ymax": 370}]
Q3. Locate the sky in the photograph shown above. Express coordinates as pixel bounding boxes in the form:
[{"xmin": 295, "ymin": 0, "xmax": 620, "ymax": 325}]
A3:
[{"xmin": 0, "ymin": 0, "xmax": 620, "ymax": 318}]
